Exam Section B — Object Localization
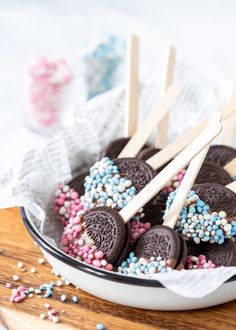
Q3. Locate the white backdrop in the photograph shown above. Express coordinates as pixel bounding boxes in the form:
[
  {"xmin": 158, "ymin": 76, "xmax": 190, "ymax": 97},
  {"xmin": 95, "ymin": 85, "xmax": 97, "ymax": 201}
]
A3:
[{"xmin": 1, "ymin": 0, "xmax": 236, "ymax": 174}]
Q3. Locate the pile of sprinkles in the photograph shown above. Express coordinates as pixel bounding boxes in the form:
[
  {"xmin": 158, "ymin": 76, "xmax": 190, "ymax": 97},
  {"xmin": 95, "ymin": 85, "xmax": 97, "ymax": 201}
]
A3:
[
  {"xmin": 117, "ymin": 252, "xmax": 173, "ymax": 275},
  {"xmin": 53, "ymin": 185, "xmax": 87, "ymax": 227},
  {"xmin": 165, "ymin": 190, "xmax": 236, "ymax": 244},
  {"xmin": 185, "ymin": 255, "xmax": 217, "ymax": 270}
]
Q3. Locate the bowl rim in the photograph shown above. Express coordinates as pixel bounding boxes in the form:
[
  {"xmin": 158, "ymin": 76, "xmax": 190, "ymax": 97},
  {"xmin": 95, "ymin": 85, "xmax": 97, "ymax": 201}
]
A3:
[{"xmin": 20, "ymin": 207, "xmax": 236, "ymax": 288}]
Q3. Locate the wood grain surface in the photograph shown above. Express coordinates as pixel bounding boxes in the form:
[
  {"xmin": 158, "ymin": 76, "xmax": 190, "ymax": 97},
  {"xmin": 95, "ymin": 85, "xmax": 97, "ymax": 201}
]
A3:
[{"xmin": 0, "ymin": 208, "xmax": 235, "ymax": 330}]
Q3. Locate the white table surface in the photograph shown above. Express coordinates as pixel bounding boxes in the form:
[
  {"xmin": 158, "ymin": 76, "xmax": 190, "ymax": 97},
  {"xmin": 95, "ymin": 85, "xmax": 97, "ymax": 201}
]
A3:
[{"xmin": 1, "ymin": 0, "xmax": 236, "ymax": 174}]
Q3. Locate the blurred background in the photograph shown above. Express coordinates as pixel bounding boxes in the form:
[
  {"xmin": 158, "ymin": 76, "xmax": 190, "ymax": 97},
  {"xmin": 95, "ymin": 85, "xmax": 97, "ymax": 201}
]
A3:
[{"xmin": 1, "ymin": 0, "xmax": 236, "ymax": 173}]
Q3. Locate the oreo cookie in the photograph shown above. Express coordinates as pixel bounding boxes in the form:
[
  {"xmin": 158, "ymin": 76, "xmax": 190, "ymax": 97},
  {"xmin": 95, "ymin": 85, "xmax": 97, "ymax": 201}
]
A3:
[
  {"xmin": 205, "ymin": 145, "xmax": 236, "ymax": 167},
  {"xmin": 193, "ymin": 183, "xmax": 236, "ymax": 217},
  {"xmin": 175, "ymin": 234, "xmax": 187, "ymax": 270},
  {"xmin": 195, "ymin": 161, "xmax": 232, "ymax": 186},
  {"xmin": 113, "ymin": 223, "xmax": 131, "ymax": 269},
  {"xmin": 187, "ymin": 239, "xmax": 236, "ymax": 267},
  {"xmin": 134, "ymin": 225, "xmax": 180, "ymax": 268},
  {"xmin": 84, "ymin": 207, "xmax": 126, "ymax": 264},
  {"xmin": 69, "ymin": 172, "xmax": 88, "ymax": 196},
  {"xmin": 100, "ymin": 137, "xmax": 130, "ymax": 159},
  {"xmin": 114, "ymin": 158, "xmax": 156, "ymax": 192}
]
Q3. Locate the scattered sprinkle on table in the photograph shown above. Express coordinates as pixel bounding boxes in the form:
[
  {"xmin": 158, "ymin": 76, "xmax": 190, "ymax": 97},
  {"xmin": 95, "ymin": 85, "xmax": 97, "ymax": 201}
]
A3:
[
  {"xmin": 6, "ymin": 283, "xmax": 12, "ymax": 288},
  {"xmin": 12, "ymin": 275, "xmax": 20, "ymax": 281},
  {"xmin": 72, "ymin": 295, "xmax": 78, "ymax": 303},
  {"xmin": 39, "ymin": 313, "xmax": 46, "ymax": 320},
  {"xmin": 61, "ymin": 294, "xmax": 67, "ymax": 302},
  {"xmin": 17, "ymin": 262, "xmax": 24, "ymax": 268},
  {"xmin": 96, "ymin": 323, "xmax": 105, "ymax": 330},
  {"xmin": 38, "ymin": 258, "xmax": 45, "ymax": 264},
  {"xmin": 57, "ymin": 280, "xmax": 63, "ymax": 287},
  {"xmin": 30, "ymin": 267, "xmax": 36, "ymax": 273},
  {"xmin": 64, "ymin": 279, "xmax": 70, "ymax": 285}
]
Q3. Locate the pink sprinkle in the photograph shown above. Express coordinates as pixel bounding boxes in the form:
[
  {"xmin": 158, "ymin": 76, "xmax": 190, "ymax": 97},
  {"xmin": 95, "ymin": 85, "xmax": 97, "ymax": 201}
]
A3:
[
  {"xmin": 45, "ymin": 303, "xmax": 51, "ymax": 309},
  {"xmin": 6, "ymin": 283, "xmax": 12, "ymax": 288},
  {"xmin": 105, "ymin": 264, "xmax": 113, "ymax": 271},
  {"xmin": 92, "ymin": 260, "xmax": 101, "ymax": 268},
  {"xmin": 95, "ymin": 251, "xmax": 104, "ymax": 259}
]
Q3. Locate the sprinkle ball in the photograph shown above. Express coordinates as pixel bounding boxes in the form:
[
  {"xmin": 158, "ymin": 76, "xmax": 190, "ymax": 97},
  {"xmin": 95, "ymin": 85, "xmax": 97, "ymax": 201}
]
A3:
[
  {"xmin": 54, "ymin": 184, "xmax": 87, "ymax": 227},
  {"xmin": 117, "ymin": 252, "xmax": 173, "ymax": 275},
  {"xmin": 165, "ymin": 190, "xmax": 236, "ymax": 244}
]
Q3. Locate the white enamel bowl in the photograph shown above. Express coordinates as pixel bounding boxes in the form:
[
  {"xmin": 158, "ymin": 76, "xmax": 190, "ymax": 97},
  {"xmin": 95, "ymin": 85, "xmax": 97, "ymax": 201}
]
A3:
[{"xmin": 21, "ymin": 208, "xmax": 236, "ymax": 311}]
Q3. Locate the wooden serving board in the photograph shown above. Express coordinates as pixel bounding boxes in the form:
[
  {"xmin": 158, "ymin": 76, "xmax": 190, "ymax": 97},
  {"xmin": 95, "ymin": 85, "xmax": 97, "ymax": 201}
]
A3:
[{"xmin": 0, "ymin": 208, "xmax": 235, "ymax": 330}]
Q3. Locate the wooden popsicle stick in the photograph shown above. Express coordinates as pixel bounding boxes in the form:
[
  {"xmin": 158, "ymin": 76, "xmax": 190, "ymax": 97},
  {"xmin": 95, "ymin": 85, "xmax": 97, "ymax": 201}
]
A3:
[
  {"xmin": 118, "ymin": 84, "xmax": 181, "ymax": 158},
  {"xmin": 163, "ymin": 145, "xmax": 210, "ymax": 229},
  {"xmin": 124, "ymin": 34, "xmax": 139, "ymax": 137},
  {"xmin": 220, "ymin": 80, "xmax": 236, "ymax": 145},
  {"xmin": 119, "ymin": 112, "xmax": 222, "ymax": 223},
  {"xmin": 226, "ymin": 181, "xmax": 236, "ymax": 193},
  {"xmin": 224, "ymin": 157, "xmax": 236, "ymax": 177},
  {"xmin": 156, "ymin": 46, "xmax": 176, "ymax": 148},
  {"xmin": 146, "ymin": 101, "xmax": 236, "ymax": 170}
]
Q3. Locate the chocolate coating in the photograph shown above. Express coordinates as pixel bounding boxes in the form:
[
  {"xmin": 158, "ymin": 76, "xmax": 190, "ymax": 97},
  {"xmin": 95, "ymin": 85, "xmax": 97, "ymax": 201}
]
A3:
[
  {"xmin": 142, "ymin": 201, "xmax": 164, "ymax": 226},
  {"xmin": 205, "ymin": 145, "xmax": 236, "ymax": 167},
  {"xmin": 187, "ymin": 239, "xmax": 236, "ymax": 267},
  {"xmin": 193, "ymin": 183, "xmax": 236, "ymax": 217},
  {"xmin": 195, "ymin": 161, "xmax": 232, "ymax": 186},
  {"xmin": 84, "ymin": 207, "xmax": 125, "ymax": 264},
  {"xmin": 137, "ymin": 147, "xmax": 161, "ymax": 161},
  {"xmin": 134, "ymin": 225, "xmax": 180, "ymax": 267},
  {"xmin": 114, "ymin": 158, "xmax": 156, "ymax": 192},
  {"xmin": 100, "ymin": 137, "xmax": 130, "ymax": 159},
  {"xmin": 69, "ymin": 172, "xmax": 88, "ymax": 196}
]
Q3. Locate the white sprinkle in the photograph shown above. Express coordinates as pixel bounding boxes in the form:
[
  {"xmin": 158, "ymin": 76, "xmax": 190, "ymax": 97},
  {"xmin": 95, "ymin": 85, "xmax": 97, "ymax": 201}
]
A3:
[
  {"xmin": 38, "ymin": 258, "xmax": 45, "ymax": 264},
  {"xmin": 101, "ymin": 259, "xmax": 107, "ymax": 267},
  {"xmin": 29, "ymin": 293, "xmax": 33, "ymax": 298},
  {"xmin": 204, "ymin": 214, "xmax": 210, "ymax": 220},
  {"xmin": 52, "ymin": 316, "xmax": 59, "ymax": 323},
  {"xmin": 59, "ymin": 207, "xmax": 66, "ymax": 215},
  {"xmin": 47, "ymin": 311, "xmax": 52, "ymax": 316},
  {"xmin": 150, "ymin": 256, "xmax": 155, "ymax": 261},
  {"xmin": 57, "ymin": 280, "xmax": 63, "ymax": 287},
  {"xmin": 149, "ymin": 266, "xmax": 156, "ymax": 274},
  {"xmin": 219, "ymin": 211, "xmax": 227, "ymax": 219},
  {"xmin": 12, "ymin": 275, "xmax": 19, "ymax": 281},
  {"xmin": 220, "ymin": 219, "xmax": 227, "ymax": 226},
  {"xmin": 31, "ymin": 268, "xmax": 36, "ymax": 273},
  {"xmin": 193, "ymin": 237, "xmax": 200, "ymax": 244},
  {"xmin": 224, "ymin": 224, "xmax": 232, "ymax": 232},
  {"xmin": 17, "ymin": 262, "xmax": 24, "ymax": 268},
  {"xmin": 167, "ymin": 267, "xmax": 173, "ymax": 272},
  {"xmin": 39, "ymin": 313, "xmax": 46, "ymax": 320},
  {"xmin": 160, "ymin": 260, "xmax": 166, "ymax": 266},
  {"xmin": 35, "ymin": 289, "xmax": 41, "ymax": 294},
  {"xmin": 28, "ymin": 287, "xmax": 35, "ymax": 292},
  {"xmin": 64, "ymin": 280, "xmax": 70, "ymax": 285},
  {"xmin": 106, "ymin": 198, "xmax": 113, "ymax": 207},
  {"xmin": 55, "ymin": 189, "xmax": 62, "ymax": 197},
  {"xmin": 63, "ymin": 185, "xmax": 70, "ymax": 193}
]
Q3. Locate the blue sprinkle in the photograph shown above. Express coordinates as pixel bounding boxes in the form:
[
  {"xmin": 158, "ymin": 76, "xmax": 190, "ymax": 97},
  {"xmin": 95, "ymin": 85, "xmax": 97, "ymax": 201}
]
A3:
[
  {"xmin": 72, "ymin": 295, "xmax": 79, "ymax": 303},
  {"xmin": 96, "ymin": 323, "xmax": 105, "ymax": 330}
]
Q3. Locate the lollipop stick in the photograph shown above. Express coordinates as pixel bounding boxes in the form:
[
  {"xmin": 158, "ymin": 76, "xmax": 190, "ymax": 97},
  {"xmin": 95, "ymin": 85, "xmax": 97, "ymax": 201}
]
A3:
[
  {"xmin": 220, "ymin": 80, "xmax": 236, "ymax": 145},
  {"xmin": 118, "ymin": 84, "xmax": 181, "ymax": 158},
  {"xmin": 226, "ymin": 181, "xmax": 236, "ymax": 193},
  {"xmin": 163, "ymin": 145, "xmax": 210, "ymax": 229},
  {"xmin": 146, "ymin": 101, "xmax": 236, "ymax": 170},
  {"xmin": 224, "ymin": 157, "xmax": 236, "ymax": 177},
  {"xmin": 156, "ymin": 46, "xmax": 176, "ymax": 148},
  {"xmin": 124, "ymin": 34, "xmax": 139, "ymax": 138},
  {"xmin": 119, "ymin": 112, "xmax": 222, "ymax": 223}
]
